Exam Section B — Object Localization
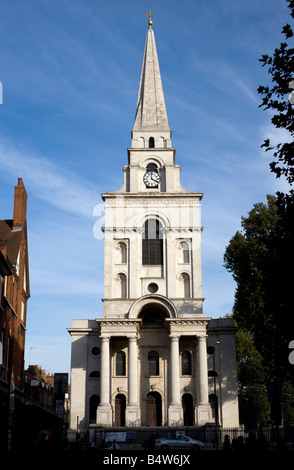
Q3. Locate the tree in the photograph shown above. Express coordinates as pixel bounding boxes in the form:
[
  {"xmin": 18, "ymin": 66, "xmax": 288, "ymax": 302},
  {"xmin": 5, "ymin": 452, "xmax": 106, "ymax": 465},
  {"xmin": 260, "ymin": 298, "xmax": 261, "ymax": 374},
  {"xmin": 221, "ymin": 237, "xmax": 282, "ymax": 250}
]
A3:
[
  {"xmin": 223, "ymin": 195, "xmax": 291, "ymax": 380},
  {"xmin": 235, "ymin": 328, "xmax": 270, "ymax": 428},
  {"xmin": 224, "ymin": 196, "xmax": 294, "ymax": 423},
  {"xmin": 258, "ymin": 0, "xmax": 294, "ymax": 184}
]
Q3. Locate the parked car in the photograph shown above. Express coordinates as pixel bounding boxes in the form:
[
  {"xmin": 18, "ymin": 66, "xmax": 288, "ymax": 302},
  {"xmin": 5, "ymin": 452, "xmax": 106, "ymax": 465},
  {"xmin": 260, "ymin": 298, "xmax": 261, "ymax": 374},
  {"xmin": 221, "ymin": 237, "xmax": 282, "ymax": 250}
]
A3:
[{"xmin": 155, "ymin": 435, "xmax": 205, "ymax": 451}]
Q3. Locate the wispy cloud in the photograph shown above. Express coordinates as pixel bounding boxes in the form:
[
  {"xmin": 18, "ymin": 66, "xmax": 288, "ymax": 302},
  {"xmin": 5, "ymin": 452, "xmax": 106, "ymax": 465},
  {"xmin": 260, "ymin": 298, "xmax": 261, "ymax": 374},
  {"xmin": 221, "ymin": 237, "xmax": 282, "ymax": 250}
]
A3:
[{"xmin": 0, "ymin": 137, "xmax": 99, "ymax": 218}]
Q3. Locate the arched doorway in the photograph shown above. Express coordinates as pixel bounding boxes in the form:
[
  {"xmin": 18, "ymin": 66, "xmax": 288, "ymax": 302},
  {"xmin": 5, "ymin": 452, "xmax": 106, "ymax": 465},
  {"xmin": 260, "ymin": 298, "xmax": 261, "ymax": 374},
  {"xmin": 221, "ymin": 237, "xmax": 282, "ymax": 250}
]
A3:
[
  {"xmin": 89, "ymin": 395, "xmax": 100, "ymax": 424},
  {"xmin": 115, "ymin": 394, "xmax": 126, "ymax": 427},
  {"xmin": 146, "ymin": 392, "xmax": 162, "ymax": 426},
  {"xmin": 182, "ymin": 393, "xmax": 194, "ymax": 426}
]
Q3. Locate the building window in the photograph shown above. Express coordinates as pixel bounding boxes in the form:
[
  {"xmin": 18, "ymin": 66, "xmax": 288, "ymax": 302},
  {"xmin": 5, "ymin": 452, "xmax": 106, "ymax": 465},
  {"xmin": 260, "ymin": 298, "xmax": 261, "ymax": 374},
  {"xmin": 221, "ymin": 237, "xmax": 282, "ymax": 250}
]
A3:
[
  {"xmin": 116, "ymin": 351, "xmax": 126, "ymax": 376},
  {"xmin": 181, "ymin": 273, "xmax": 190, "ymax": 298},
  {"xmin": 148, "ymin": 350, "xmax": 159, "ymax": 376},
  {"xmin": 182, "ymin": 351, "xmax": 192, "ymax": 376},
  {"xmin": 117, "ymin": 242, "xmax": 127, "ymax": 264},
  {"xmin": 118, "ymin": 273, "xmax": 127, "ymax": 298},
  {"xmin": 91, "ymin": 347, "xmax": 100, "ymax": 356},
  {"xmin": 149, "ymin": 137, "xmax": 155, "ymax": 148},
  {"xmin": 89, "ymin": 371, "xmax": 100, "ymax": 378},
  {"xmin": 181, "ymin": 241, "xmax": 190, "ymax": 263},
  {"xmin": 89, "ymin": 395, "xmax": 100, "ymax": 423},
  {"xmin": 142, "ymin": 219, "xmax": 163, "ymax": 265}
]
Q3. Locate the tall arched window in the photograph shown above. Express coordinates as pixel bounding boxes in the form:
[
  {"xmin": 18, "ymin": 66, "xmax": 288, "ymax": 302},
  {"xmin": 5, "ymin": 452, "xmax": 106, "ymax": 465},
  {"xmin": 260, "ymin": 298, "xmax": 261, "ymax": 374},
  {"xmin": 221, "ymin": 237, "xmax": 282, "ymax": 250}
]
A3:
[
  {"xmin": 181, "ymin": 241, "xmax": 190, "ymax": 263},
  {"xmin": 116, "ymin": 351, "xmax": 126, "ymax": 376},
  {"xmin": 117, "ymin": 242, "xmax": 127, "ymax": 264},
  {"xmin": 142, "ymin": 219, "xmax": 163, "ymax": 265},
  {"xmin": 89, "ymin": 395, "xmax": 100, "ymax": 423},
  {"xmin": 148, "ymin": 351, "xmax": 159, "ymax": 376},
  {"xmin": 149, "ymin": 137, "xmax": 155, "ymax": 148},
  {"xmin": 182, "ymin": 273, "xmax": 190, "ymax": 298},
  {"xmin": 181, "ymin": 351, "xmax": 192, "ymax": 375},
  {"xmin": 118, "ymin": 273, "xmax": 127, "ymax": 298}
]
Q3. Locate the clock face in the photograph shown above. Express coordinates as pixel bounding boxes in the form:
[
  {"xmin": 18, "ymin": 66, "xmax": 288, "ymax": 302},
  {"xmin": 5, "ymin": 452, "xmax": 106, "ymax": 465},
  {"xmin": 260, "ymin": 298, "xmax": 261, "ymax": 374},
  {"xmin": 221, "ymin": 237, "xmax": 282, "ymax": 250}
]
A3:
[{"xmin": 143, "ymin": 171, "xmax": 160, "ymax": 187}]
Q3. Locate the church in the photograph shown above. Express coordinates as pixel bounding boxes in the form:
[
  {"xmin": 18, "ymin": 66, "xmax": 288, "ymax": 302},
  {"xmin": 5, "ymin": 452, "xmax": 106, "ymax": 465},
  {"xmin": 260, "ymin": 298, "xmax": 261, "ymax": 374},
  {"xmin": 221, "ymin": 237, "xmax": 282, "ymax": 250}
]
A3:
[{"xmin": 67, "ymin": 15, "xmax": 239, "ymax": 440}]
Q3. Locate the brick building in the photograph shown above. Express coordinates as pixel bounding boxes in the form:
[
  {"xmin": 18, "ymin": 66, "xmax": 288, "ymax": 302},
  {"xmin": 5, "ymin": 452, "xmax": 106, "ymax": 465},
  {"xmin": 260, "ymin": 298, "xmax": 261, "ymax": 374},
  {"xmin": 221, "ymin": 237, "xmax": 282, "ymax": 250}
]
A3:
[{"xmin": 0, "ymin": 178, "xmax": 30, "ymax": 450}]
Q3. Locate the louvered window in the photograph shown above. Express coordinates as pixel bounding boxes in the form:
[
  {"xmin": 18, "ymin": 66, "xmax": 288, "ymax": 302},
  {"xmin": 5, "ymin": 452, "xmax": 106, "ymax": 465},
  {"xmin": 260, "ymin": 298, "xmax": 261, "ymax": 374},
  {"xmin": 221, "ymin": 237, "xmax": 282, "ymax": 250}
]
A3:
[{"xmin": 142, "ymin": 219, "xmax": 163, "ymax": 265}]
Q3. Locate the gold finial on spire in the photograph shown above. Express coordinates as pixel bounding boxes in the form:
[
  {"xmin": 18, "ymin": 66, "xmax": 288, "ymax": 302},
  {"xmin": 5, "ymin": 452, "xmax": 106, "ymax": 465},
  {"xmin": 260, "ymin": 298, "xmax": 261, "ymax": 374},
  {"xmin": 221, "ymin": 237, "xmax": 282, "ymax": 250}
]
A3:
[{"xmin": 146, "ymin": 10, "xmax": 153, "ymax": 29}]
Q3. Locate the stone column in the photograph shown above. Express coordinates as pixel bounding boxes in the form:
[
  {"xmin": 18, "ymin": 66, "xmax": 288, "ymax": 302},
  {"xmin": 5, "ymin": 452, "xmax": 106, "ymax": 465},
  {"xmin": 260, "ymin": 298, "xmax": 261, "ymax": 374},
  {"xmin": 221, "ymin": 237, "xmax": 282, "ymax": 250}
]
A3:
[
  {"xmin": 128, "ymin": 337, "xmax": 138, "ymax": 406},
  {"xmin": 198, "ymin": 335, "xmax": 209, "ymax": 404},
  {"xmin": 170, "ymin": 336, "xmax": 181, "ymax": 405},
  {"xmin": 96, "ymin": 336, "xmax": 113, "ymax": 425},
  {"xmin": 195, "ymin": 335, "xmax": 212, "ymax": 425},
  {"xmin": 126, "ymin": 336, "xmax": 141, "ymax": 425},
  {"xmin": 168, "ymin": 335, "xmax": 183, "ymax": 425},
  {"xmin": 100, "ymin": 336, "xmax": 110, "ymax": 405}
]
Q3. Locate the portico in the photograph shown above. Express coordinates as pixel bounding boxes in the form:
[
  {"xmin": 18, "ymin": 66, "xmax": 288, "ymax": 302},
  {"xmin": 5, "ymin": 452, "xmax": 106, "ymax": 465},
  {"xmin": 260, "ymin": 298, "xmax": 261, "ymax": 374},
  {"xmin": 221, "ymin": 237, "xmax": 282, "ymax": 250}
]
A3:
[{"xmin": 96, "ymin": 310, "xmax": 212, "ymax": 427}]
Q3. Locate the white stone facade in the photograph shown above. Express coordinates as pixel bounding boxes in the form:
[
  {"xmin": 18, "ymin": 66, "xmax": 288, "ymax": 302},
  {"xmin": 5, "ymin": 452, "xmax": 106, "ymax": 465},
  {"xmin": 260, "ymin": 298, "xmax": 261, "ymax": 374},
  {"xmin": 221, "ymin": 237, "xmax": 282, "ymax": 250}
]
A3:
[{"xmin": 68, "ymin": 23, "xmax": 239, "ymax": 439}]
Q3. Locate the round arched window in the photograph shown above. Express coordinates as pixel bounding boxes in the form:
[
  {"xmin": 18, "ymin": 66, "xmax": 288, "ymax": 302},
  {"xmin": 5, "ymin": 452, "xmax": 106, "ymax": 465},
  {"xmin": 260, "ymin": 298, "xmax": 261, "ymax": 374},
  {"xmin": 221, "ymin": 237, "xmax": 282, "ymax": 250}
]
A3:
[
  {"xmin": 91, "ymin": 347, "xmax": 100, "ymax": 356},
  {"xmin": 148, "ymin": 282, "xmax": 158, "ymax": 293}
]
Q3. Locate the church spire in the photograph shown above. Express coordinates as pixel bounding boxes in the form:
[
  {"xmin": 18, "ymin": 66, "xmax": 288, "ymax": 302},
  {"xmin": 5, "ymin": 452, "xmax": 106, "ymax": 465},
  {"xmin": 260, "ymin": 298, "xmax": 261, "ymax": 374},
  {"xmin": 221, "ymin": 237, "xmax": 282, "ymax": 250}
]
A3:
[{"xmin": 133, "ymin": 16, "xmax": 170, "ymax": 133}]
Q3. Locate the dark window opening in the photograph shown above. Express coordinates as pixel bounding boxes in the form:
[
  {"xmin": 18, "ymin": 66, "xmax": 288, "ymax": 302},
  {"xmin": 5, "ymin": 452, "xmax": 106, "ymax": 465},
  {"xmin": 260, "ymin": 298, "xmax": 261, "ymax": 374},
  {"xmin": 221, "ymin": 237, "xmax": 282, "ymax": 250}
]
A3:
[
  {"xmin": 149, "ymin": 137, "xmax": 155, "ymax": 148},
  {"xmin": 116, "ymin": 351, "xmax": 126, "ymax": 376},
  {"xmin": 89, "ymin": 395, "xmax": 100, "ymax": 423},
  {"xmin": 182, "ymin": 350, "xmax": 192, "ymax": 375},
  {"xmin": 148, "ymin": 350, "xmax": 159, "ymax": 376},
  {"xmin": 142, "ymin": 219, "xmax": 163, "ymax": 265}
]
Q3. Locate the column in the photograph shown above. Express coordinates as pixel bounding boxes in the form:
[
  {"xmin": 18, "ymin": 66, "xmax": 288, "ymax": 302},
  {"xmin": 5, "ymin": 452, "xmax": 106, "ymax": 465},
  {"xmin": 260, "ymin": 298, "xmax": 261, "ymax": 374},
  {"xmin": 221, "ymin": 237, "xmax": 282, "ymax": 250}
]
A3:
[
  {"xmin": 198, "ymin": 335, "xmax": 209, "ymax": 404},
  {"xmin": 128, "ymin": 337, "xmax": 138, "ymax": 406},
  {"xmin": 96, "ymin": 336, "xmax": 113, "ymax": 425},
  {"xmin": 195, "ymin": 335, "xmax": 212, "ymax": 425},
  {"xmin": 168, "ymin": 335, "xmax": 183, "ymax": 425},
  {"xmin": 100, "ymin": 336, "xmax": 110, "ymax": 405},
  {"xmin": 170, "ymin": 336, "xmax": 180, "ymax": 405},
  {"xmin": 126, "ymin": 336, "xmax": 141, "ymax": 425}
]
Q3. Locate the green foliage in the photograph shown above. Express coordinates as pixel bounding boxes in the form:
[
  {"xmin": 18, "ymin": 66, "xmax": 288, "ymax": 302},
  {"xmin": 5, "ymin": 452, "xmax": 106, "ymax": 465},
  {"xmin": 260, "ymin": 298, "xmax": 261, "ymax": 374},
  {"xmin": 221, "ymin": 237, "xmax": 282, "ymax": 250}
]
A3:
[
  {"xmin": 224, "ymin": 195, "xmax": 293, "ymax": 383},
  {"xmin": 235, "ymin": 329, "xmax": 271, "ymax": 427},
  {"xmin": 257, "ymin": 0, "xmax": 294, "ymax": 183}
]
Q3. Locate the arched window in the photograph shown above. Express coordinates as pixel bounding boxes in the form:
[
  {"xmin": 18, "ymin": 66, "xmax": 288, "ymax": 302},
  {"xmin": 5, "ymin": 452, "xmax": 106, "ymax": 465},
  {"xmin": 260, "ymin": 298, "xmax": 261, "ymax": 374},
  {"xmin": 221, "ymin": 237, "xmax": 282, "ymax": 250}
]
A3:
[
  {"xmin": 142, "ymin": 219, "xmax": 163, "ymax": 265},
  {"xmin": 149, "ymin": 137, "xmax": 155, "ymax": 148},
  {"xmin": 146, "ymin": 162, "xmax": 158, "ymax": 172},
  {"xmin": 148, "ymin": 351, "xmax": 159, "ymax": 376},
  {"xmin": 182, "ymin": 350, "xmax": 192, "ymax": 375},
  {"xmin": 89, "ymin": 371, "xmax": 100, "ymax": 378},
  {"xmin": 209, "ymin": 394, "xmax": 218, "ymax": 421},
  {"xmin": 181, "ymin": 241, "xmax": 190, "ymax": 263},
  {"xmin": 116, "ymin": 351, "xmax": 126, "ymax": 376},
  {"xmin": 89, "ymin": 395, "xmax": 100, "ymax": 423},
  {"xmin": 182, "ymin": 273, "xmax": 190, "ymax": 298},
  {"xmin": 118, "ymin": 273, "xmax": 127, "ymax": 298},
  {"xmin": 117, "ymin": 242, "xmax": 127, "ymax": 263}
]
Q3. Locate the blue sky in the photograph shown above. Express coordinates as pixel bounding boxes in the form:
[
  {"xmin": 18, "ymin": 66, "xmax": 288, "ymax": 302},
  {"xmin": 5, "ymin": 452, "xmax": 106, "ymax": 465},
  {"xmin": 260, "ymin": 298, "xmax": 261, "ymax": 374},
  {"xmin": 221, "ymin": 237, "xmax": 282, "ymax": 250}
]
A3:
[{"xmin": 0, "ymin": 0, "xmax": 292, "ymax": 375}]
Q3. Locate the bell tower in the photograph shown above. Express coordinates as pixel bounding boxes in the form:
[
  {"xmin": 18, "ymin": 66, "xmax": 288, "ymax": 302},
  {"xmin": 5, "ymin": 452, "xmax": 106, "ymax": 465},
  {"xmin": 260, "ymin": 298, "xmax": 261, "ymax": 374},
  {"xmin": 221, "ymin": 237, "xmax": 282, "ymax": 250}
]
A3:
[{"xmin": 97, "ymin": 14, "xmax": 211, "ymax": 427}]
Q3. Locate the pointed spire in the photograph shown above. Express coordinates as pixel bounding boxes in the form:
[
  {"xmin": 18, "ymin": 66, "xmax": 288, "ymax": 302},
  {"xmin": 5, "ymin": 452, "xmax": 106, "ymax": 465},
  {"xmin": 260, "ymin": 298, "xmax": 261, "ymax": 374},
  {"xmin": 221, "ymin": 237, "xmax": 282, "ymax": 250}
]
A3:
[{"xmin": 133, "ymin": 24, "xmax": 170, "ymax": 132}]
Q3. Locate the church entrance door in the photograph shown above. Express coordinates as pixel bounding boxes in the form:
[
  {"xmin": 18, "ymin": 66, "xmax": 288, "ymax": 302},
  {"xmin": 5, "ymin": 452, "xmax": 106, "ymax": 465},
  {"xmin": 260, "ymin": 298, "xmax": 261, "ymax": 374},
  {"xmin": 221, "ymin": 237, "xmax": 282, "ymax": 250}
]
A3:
[
  {"xmin": 182, "ymin": 393, "xmax": 193, "ymax": 426},
  {"xmin": 146, "ymin": 392, "xmax": 162, "ymax": 426},
  {"xmin": 115, "ymin": 394, "xmax": 126, "ymax": 427}
]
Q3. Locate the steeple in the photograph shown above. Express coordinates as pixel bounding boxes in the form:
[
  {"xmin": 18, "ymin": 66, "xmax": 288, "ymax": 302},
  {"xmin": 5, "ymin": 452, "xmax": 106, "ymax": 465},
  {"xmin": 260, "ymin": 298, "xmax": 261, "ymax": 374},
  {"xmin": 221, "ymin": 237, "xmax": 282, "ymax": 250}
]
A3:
[{"xmin": 133, "ymin": 19, "xmax": 170, "ymax": 133}]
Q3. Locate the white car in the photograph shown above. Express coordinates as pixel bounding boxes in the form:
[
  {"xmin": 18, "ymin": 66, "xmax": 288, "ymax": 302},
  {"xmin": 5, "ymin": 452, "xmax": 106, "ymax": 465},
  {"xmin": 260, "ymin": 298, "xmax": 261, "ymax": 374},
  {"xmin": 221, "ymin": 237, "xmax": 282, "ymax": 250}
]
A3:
[{"xmin": 155, "ymin": 435, "xmax": 205, "ymax": 451}]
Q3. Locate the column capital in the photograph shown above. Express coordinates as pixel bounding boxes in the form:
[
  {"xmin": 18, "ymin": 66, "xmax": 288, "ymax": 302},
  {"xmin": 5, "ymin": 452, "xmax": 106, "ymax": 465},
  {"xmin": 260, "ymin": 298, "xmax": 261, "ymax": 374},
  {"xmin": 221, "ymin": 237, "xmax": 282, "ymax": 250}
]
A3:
[
  {"xmin": 198, "ymin": 334, "xmax": 208, "ymax": 341},
  {"xmin": 100, "ymin": 335, "xmax": 111, "ymax": 342},
  {"xmin": 169, "ymin": 335, "xmax": 180, "ymax": 341},
  {"xmin": 127, "ymin": 335, "xmax": 139, "ymax": 341}
]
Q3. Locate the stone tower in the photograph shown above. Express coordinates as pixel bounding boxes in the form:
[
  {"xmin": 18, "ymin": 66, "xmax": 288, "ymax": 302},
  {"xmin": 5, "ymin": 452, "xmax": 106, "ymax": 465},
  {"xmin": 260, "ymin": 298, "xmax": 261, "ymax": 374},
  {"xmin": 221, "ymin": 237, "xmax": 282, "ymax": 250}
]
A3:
[{"xmin": 96, "ymin": 18, "xmax": 211, "ymax": 427}]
